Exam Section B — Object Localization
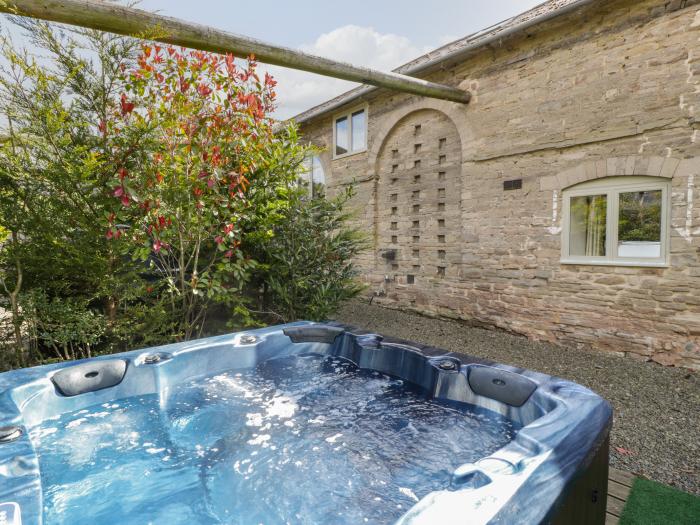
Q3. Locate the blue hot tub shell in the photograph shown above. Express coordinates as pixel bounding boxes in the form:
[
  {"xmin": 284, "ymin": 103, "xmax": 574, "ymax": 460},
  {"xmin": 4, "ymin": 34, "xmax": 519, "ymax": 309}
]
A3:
[{"xmin": 0, "ymin": 322, "xmax": 612, "ymax": 524}]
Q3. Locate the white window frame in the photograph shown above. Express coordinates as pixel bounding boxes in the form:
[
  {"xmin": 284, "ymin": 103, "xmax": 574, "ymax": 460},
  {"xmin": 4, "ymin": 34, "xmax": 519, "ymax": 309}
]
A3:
[
  {"xmin": 332, "ymin": 104, "xmax": 368, "ymax": 159},
  {"xmin": 561, "ymin": 176, "xmax": 671, "ymax": 267}
]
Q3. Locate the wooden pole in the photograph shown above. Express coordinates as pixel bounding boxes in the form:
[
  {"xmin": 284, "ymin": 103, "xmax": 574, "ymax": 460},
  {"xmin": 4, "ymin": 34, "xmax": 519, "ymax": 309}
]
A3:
[{"xmin": 0, "ymin": 0, "xmax": 471, "ymax": 104}]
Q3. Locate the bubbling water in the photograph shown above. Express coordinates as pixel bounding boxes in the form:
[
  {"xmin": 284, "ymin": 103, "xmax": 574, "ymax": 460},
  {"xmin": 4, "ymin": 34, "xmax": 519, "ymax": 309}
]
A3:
[{"xmin": 30, "ymin": 355, "xmax": 519, "ymax": 524}]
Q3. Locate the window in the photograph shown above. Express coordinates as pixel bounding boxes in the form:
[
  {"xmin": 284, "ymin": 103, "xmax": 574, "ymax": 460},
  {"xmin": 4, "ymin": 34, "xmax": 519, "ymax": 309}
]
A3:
[
  {"xmin": 334, "ymin": 107, "xmax": 367, "ymax": 158},
  {"xmin": 561, "ymin": 177, "xmax": 670, "ymax": 266},
  {"xmin": 334, "ymin": 117, "xmax": 348, "ymax": 156},
  {"xmin": 351, "ymin": 110, "xmax": 366, "ymax": 152},
  {"xmin": 301, "ymin": 155, "xmax": 325, "ymax": 198}
]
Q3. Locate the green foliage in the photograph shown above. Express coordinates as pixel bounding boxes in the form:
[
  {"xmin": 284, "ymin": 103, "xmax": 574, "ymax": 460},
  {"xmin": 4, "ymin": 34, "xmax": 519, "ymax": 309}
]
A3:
[
  {"xmin": 618, "ymin": 190, "xmax": 661, "ymax": 242},
  {"xmin": 0, "ymin": 19, "xmax": 365, "ymax": 371},
  {"xmin": 21, "ymin": 290, "xmax": 106, "ymax": 361},
  {"xmin": 249, "ymin": 186, "xmax": 367, "ymax": 324},
  {"xmin": 0, "ymin": 20, "xmax": 172, "ymax": 369},
  {"xmin": 108, "ymin": 44, "xmax": 313, "ymax": 339}
]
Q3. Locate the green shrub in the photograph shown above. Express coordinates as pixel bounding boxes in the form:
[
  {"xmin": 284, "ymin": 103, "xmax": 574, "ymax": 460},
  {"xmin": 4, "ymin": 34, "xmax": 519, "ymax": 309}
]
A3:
[
  {"xmin": 0, "ymin": 20, "xmax": 168, "ymax": 369},
  {"xmin": 21, "ymin": 290, "xmax": 106, "ymax": 361},
  {"xmin": 248, "ymin": 186, "xmax": 366, "ymax": 324},
  {"xmin": 0, "ymin": 19, "xmax": 364, "ymax": 371}
]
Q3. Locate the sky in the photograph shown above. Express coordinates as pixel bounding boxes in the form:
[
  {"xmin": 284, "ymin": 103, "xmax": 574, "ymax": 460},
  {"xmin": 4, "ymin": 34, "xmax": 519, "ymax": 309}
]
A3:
[
  {"xmin": 3, "ymin": 0, "xmax": 545, "ymax": 119},
  {"xmin": 137, "ymin": 0, "xmax": 545, "ymax": 118}
]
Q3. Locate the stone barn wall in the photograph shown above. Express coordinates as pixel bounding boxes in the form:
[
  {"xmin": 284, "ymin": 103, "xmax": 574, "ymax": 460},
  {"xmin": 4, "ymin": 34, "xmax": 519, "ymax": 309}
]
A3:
[{"xmin": 299, "ymin": 0, "xmax": 700, "ymax": 368}]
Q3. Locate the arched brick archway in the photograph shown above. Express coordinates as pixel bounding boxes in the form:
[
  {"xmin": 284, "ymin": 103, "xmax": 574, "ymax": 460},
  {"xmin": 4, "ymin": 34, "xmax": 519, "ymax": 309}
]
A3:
[
  {"xmin": 368, "ymin": 99, "xmax": 472, "ymax": 167},
  {"xmin": 373, "ymin": 109, "xmax": 463, "ymax": 288}
]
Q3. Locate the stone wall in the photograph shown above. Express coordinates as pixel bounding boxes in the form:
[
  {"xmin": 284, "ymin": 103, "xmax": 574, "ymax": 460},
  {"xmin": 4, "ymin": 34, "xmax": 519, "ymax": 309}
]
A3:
[{"xmin": 299, "ymin": 0, "xmax": 700, "ymax": 369}]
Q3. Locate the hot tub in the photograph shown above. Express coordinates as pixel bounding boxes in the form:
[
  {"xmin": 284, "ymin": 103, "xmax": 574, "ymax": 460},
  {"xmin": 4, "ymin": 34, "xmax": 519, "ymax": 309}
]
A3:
[{"xmin": 0, "ymin": 323, "xmax": 612, "ymax": 524}]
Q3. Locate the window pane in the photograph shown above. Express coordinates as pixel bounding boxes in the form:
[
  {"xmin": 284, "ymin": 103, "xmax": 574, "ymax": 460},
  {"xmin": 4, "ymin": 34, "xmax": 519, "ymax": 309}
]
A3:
[
  {"xmin": 569, "ymin": 194, "xmax": 607, "ymax": 257},
  {"xmin": 311, "ymin": 155, "xmax": 325, "ymax": 197},
  {"xmin": 351, "ymin": 110, "xmax": 366, "ymax": 151},
  {"xmin": 299, "ymin": 156, "xmax": 312, "ymax": 195},
  {"xmin": 311, "ymin": 156, "xmax": 325, "ymax": 185},
  {"xmin": 617, "ymin": 190, "xmax": 662, "ymax": 258},
  {"xmin": 335, "ymin": 116, "xmax": 348, "ymax": 156}
]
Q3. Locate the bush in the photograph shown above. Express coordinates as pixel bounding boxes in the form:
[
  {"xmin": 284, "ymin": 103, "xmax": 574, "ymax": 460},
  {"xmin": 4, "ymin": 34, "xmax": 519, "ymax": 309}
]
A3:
[
  {"xmin": 248, "ymin": 186, "xmax": 366, "ymax": 324},
  {"xmin": 107, "ymin": 44, "xmax": 317, "ymax": 339},
  {"xmin": 21, "ymin": 290, "xmax": 106, "ymax": 361},
  {"xmin": 0, "ymin": 20, "xmax": 165, "ymax": 369},
  {"xmin": 0, "ymin": 19, "xmax": 365, "ymax": 371}
]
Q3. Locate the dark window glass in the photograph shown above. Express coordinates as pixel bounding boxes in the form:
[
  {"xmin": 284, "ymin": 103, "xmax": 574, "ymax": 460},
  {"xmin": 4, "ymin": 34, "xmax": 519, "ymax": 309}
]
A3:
[{"xmin": 335, "ymin": 116, "xmax": 348, "ymax": 156}]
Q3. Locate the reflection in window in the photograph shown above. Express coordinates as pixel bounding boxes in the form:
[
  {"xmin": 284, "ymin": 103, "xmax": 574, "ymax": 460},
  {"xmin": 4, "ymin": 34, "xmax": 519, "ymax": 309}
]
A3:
[
  {"xmin": 569, "ymin": 194, "xmax": 607, "ymax": 257},
  {"xmin": 351, "ymin": 110, "xmax": 366, "ymax": 152},
  {"xmin": 311, "ymin": 155, "xmax": 325, "ymax": 197},
  {"xmin": 335, "ymin": 117, "xmax": 348, "ymax": 156},
  {"xmin": 561, "ymin": 176, "xmax": 669, "ymax": 266},
  {"xmin": 301, "ymin": 155, "xmax": 325, "ymax": 198},
  {"xmin": 618, "ymin": 190, "xmax": 662, "ymax": 258}
]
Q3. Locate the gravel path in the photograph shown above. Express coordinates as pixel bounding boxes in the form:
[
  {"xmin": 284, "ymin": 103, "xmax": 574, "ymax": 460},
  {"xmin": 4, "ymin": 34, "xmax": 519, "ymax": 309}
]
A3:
[{"xmin": 333, "ymin": 300, "xmax": 700, "ymax": 495}]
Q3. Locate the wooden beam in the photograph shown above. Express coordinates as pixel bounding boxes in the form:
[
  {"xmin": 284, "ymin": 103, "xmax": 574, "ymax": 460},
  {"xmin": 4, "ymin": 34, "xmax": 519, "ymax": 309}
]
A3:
[{"xmin": 0, "ymin": 0, "xmax": 471, "ymax": 104}]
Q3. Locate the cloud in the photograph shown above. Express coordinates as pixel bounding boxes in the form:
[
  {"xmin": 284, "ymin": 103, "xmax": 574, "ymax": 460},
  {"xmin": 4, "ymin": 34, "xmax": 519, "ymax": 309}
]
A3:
[{"xmin": 263, "ymin": 25, "xmax": 433, "ymax": 120}]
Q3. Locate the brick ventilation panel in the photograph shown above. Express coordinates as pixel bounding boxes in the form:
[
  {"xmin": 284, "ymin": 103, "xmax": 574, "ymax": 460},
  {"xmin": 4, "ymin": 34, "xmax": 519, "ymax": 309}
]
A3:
[{"xmin": 377, "ymin": 110, "xmax": 462, "ymax": 290}]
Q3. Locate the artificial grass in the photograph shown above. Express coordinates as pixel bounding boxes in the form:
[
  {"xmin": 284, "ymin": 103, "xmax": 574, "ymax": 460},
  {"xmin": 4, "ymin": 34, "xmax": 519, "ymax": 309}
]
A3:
[{"xmin": 619, "ymin": 477, "xmax": 700, "ymax": 525}]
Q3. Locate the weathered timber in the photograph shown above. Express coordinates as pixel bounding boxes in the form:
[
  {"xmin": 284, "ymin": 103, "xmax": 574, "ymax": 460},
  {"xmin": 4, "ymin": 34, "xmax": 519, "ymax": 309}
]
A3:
[
  {"xmin": 0, "ymin": 0, "xmax": 471, "ymax": 104},
  {"xmin": 605, "ymin": 467, "xmax": 635, "ymax": 524}
]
